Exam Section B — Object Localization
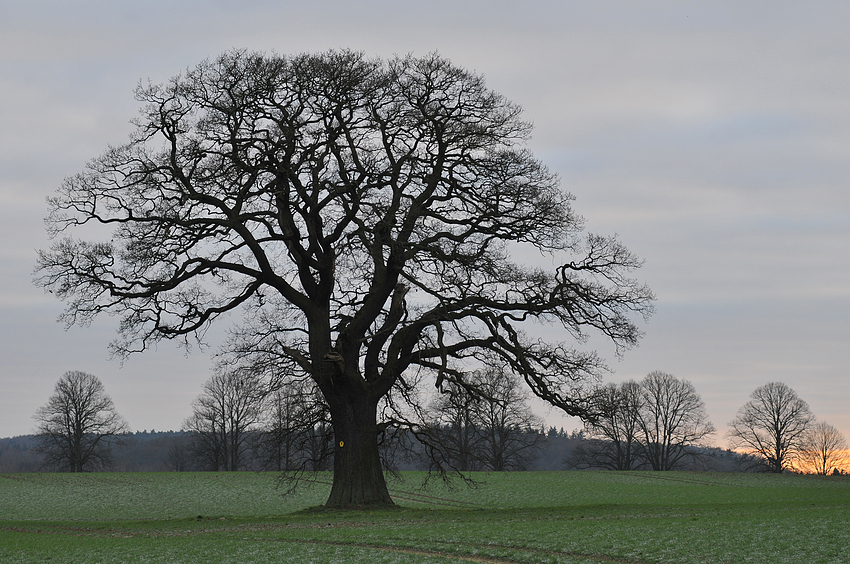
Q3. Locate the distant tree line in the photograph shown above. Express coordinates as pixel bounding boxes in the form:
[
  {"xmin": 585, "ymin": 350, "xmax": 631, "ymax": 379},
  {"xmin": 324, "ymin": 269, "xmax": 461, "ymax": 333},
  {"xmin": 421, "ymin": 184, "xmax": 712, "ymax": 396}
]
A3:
[
  {"xmin": 11, "ymin": 370, "xmax": 847, "ymax": 476},
  {"xmin": 1, "ymin": 425, "xmax": 758, "ymax": 474}
]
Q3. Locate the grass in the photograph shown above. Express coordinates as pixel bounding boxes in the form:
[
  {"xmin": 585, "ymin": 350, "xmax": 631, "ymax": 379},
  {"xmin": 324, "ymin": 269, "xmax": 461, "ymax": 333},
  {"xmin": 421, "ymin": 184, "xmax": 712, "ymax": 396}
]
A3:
[{"xmin": 0, "ymin": 471, "xmax": 848, "ymax": 563}]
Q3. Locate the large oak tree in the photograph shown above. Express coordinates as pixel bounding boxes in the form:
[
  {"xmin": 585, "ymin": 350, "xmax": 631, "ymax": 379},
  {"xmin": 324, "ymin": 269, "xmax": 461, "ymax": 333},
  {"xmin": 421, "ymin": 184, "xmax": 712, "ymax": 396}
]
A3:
[{"xmin": 36, "ymin": 50, "xmax": 653, "ymax": 507}]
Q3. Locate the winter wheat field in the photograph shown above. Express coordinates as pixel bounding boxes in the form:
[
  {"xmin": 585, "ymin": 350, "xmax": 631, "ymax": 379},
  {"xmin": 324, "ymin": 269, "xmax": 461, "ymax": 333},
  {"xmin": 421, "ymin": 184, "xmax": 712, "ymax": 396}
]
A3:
[{"xmin": 0, "ymin": 471, "xmax": 847, "ymax": 563}]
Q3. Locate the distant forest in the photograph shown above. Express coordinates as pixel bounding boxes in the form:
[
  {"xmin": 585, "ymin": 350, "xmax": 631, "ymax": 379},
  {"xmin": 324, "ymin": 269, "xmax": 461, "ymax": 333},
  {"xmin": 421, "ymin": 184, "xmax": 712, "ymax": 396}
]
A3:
[{"xmin": 0, "ymin": 428, "xmax": 748, "ymax": 474}]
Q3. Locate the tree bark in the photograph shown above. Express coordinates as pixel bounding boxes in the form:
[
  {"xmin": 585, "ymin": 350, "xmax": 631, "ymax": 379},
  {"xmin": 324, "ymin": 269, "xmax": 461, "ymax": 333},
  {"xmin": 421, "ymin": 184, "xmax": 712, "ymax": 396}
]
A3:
[{"xmin": 325, "ymin": 393, "xmax": 394, "ymax": 508}]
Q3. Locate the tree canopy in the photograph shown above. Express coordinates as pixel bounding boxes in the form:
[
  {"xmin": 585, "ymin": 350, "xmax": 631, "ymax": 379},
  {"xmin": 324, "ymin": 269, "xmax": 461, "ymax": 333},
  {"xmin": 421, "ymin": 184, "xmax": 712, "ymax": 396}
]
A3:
[
  {"xmin": 36, "ymin": 50, "xmax": 653, "ymax": 506},
  {"xmin": 575, "ymin": 373, "xmax": 714, "ymax": 471},
  {"xmin": 728, "ymin": 382, "xmax": 813, "ymax": 473},
  {"xmin": 33, "ymin": 371, "xmax": 129, "ymax": 472}
]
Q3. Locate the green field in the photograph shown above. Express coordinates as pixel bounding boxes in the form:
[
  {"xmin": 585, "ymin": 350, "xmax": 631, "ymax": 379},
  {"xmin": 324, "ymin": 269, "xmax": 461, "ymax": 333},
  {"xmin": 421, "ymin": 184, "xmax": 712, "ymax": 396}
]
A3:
[{"xmin": 1, "ymin": 471, "xmax": 848, "ymax": 563}]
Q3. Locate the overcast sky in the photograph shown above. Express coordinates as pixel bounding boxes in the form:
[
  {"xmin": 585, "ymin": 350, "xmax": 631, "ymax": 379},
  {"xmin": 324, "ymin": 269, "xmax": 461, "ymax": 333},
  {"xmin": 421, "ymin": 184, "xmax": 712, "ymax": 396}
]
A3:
[{"xmin": 1, "ymin": 1, "xmax": 848, "ymax": 445}]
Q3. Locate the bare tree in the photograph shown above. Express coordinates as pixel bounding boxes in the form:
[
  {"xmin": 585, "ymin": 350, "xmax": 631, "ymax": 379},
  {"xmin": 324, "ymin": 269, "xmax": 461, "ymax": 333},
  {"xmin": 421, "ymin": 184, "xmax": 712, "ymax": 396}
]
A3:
[
  {"xmin": 35, "ymin": 50, "xmax": 653, "ymax": 506},
  {"xmin": 185, "ymin": 368, "xmax": 266, "ymax": 471},
  {"xmin": 426, "ymin": 380, "xmax": 485, "ymax": 472},
  {"xmin": 164, "ymin": 435, "xmax": 192, "ymax": 471},
  {"xmin": 423, "ymin": 363, "xmax": 542, "ymax": 472},
  {"xmin": 257, "ymin": 379, "xmax": 333, "ymax": 471},
  {"xmin": 728, "ymin": 382, "xmax": 814, "ymax": 473},
  {"xmin": 574, "ymin": 380, "xmax": 643, "ymax": 470},
  {"xmin": 799, "ymin": 421, "xmax": 848, "ymax": 475},
  {"xmin": 636, "ymin": 371, "xmax": 715, "ymax": 471},
  {"xmin": 474, "ymin": 364, "xmax": 543, "ymax": 471},
  {"xmin": 33, "ymin": 371, "xmax": 129, "ymax": 472}
]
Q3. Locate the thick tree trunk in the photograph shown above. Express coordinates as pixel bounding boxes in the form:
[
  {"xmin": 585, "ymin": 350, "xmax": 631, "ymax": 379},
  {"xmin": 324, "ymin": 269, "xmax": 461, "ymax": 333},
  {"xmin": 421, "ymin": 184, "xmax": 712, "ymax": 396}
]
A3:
[{"xmin": 325, "ymin": 394, "xmax": 394, "ymax": 508}]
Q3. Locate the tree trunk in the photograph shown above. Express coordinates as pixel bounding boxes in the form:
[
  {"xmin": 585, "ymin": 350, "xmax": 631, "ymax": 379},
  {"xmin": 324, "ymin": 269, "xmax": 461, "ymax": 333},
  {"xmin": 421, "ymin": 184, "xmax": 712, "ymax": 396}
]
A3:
[{"xmin": 325, "ymin": 394, "xmax": 394, "ymax": 508}]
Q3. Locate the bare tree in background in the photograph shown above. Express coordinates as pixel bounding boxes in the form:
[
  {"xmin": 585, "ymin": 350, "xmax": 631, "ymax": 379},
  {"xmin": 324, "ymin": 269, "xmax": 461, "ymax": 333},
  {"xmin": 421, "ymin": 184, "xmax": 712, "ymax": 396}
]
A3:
[
  {"xmin": 260, "ymin": 385, "xmax": 305, "ymax": 472},
  {"xmin": 35, "ymin": 50, "xmax": 653, "ymax": 506},
  {"xmin": 474, "ymin": 364, "xmax": 542, "ymax": 471},
  {"xmin": 728, "ymin": 382, "xmax": 814, "ymax": 473},
  {"xmin": 185, "ymin": 368, "xmax": 266, "ymax": 471},
  {"xmin": 423, "ymin": 362, "xmax": 542, "ymax": 472},
  {"xmin": 799, "ymin": 421, "xmax": 848, "ymax": 475},
  {"xmin": 572, "ymin": 374, "xmax": 713, "ymax": 471},
  {"xmin": 164, "ymin": 434, "xmax": 193, "ymax": 471},
  {"xmin": 257, "ymin": 379, "xmax": 333, "ymax": 471},
  {"xmin": 424, "ymin": 379, "xmax": 485, "ymax": 472},
  {"xmin": 637, "ymin": 371, "xmax": 715, "ymax": 471},
  {"xmin": 573, "ymin": 380, "xmax": 643, "ymax": 470},
  {"xmin": 33, "ymin": 371, "xmax": 129, "ymax": 472}
]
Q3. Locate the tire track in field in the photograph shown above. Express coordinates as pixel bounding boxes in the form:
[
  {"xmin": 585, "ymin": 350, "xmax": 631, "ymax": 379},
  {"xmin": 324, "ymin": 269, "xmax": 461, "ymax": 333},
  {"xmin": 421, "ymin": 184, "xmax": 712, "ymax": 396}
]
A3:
[
  {"xmin": 298, "ymin": 477, "xmax": 484, "ymax": 509},
  {"xmin": 620, "ymin": 473, "xmax": 744, "ymax": 488},
  {"xmin": 263, "ymin": 537, "xmax": 654, "ymax": 564},
  {"xmin": 267, "ymin": 538, "xmax": 514, "ymax": 563},
  {"xmin": 390, "ymin": 490, "xmax": 483, "ymax": 509},
  {"xmin": 2, "ymin": 525, "xmax": 653, "ymax": 563}
]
